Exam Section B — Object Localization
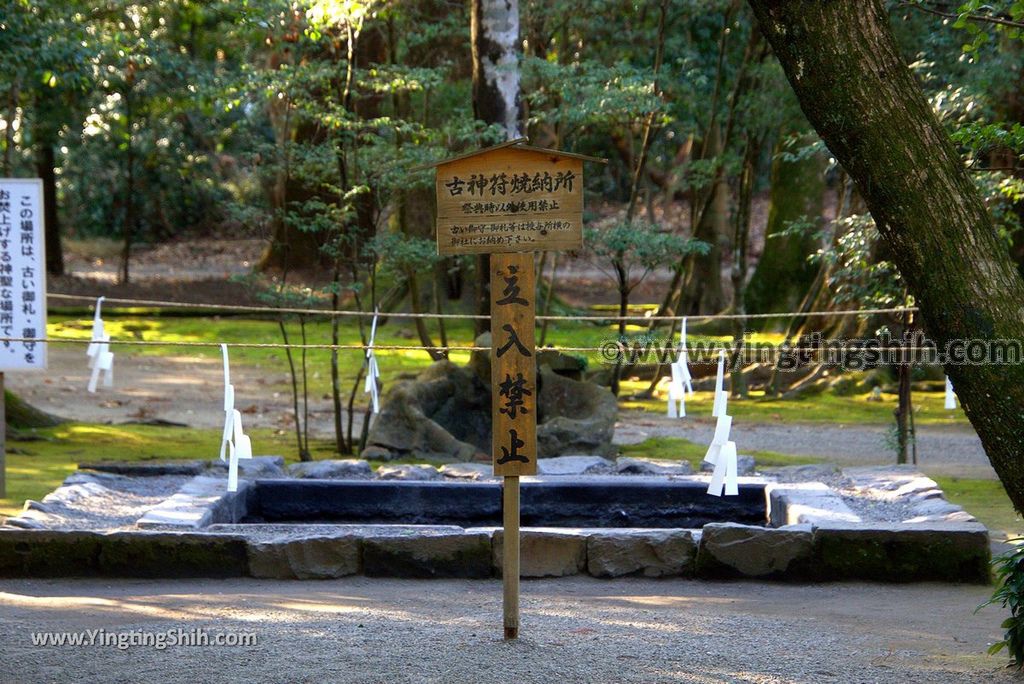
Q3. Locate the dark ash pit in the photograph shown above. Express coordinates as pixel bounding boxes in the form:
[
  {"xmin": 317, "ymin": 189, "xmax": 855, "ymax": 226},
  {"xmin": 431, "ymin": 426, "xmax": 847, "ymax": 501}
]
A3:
[{"xmin": 241, "ymin": 478, "xmax": 767, "ymax": 528}]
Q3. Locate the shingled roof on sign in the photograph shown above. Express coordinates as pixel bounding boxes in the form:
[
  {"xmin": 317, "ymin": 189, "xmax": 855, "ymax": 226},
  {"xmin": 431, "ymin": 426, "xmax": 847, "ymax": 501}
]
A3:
[{"xmin": 413, "ymin": 137, "xmax": 607, "ymax": 170}]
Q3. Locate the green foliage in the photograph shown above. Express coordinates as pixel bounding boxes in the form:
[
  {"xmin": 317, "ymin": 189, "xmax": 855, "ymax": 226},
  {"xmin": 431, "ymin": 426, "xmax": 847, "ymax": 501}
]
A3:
[
  {"xmin": 585, "ymin": 221, "xmax": 709, "ymax": 275},
  {"xmin": 980, "ymin": 541, "xmax": 1024, "ymax": 667},
  {"xmin": 367, "ymin": 232, "xmax": 440, "ymax": 281}
]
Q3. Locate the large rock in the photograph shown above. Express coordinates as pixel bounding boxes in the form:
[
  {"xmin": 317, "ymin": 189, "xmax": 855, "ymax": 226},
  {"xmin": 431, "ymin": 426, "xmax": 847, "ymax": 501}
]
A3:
[
  {"xmin": 536, "ymin": 367, "xmax": 618, "ymax": 457},
  {"xmin": 288, "ymin": 459, "xmax": 372, "ymax": 480},
  {"xmin": 360, "ymin": 359, "xmax": 491, "ymax": 462},
  {"xmin": 248, "ymin": 536, "xmax": 360, "ymax": 579},
  {"xmin": 696, "ymin": 523, "xmax": 815, "ymax": 579},
  {"xmin": 492, "ymin": 528, "xmax": 587, "ymax": 577},
  {"xmin": 587, "ymin": 529, "xmax": 696, "ymax": 578},
  {"xmin": 537, "ymin": 455, "xmax": 614, "ymax": 476},
  {"xmin": 616, "ymin": 457, "xmax": 693, "ymax": 476},
  {"xmin": 361, "ymin": 334, "xmax": 617, "ymax": 461}
]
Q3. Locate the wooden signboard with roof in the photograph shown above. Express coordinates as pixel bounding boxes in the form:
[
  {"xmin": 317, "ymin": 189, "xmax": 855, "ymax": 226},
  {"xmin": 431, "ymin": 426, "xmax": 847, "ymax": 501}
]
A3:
[{"xmin": 424, "ymin": 138, "xmax": 605, "ymax": 640}]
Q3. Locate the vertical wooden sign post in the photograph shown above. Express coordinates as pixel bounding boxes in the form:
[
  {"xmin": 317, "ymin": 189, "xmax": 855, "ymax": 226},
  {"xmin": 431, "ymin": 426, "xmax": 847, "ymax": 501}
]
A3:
[{"xmin": 425, "ymin": 139, "xmax": 603, "ymax": 639}]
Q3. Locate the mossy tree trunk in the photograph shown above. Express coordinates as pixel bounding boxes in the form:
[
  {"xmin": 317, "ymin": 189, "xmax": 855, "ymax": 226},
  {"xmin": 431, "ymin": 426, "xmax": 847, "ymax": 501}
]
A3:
[
  {"xmin": 6, "ymin": 390, "xmax": 62, "ymax": 430},
  {"xmin": 748, "ymin": 0, "xmax": 1024, "ymax": 512},
  {"xmin": 680, "ymin": 125, "xmax": 728, "ymax": 315},
  {"xmin": 745, "ymin": 133, "xmax": 826, "ymax": 315}
]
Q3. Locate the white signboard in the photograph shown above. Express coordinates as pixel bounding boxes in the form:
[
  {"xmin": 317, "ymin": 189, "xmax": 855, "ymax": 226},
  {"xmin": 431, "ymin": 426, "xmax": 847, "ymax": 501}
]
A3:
[{"xmin": 0, "ymin": 179, "xmax": 46, "ymax": 370}]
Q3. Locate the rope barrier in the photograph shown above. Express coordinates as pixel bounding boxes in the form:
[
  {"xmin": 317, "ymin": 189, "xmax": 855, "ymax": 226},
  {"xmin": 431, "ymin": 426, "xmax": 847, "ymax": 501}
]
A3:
[
  {"xmin": 3, "ymin": 336, "xmax": 952, "ymax": 360},
  {"xmin": 46, "ymin": 293, "xmax": 918, "ymax": 323}
]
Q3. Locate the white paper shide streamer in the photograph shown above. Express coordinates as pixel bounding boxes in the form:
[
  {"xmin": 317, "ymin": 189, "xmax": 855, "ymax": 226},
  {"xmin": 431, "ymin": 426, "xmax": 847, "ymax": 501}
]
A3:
[
  {"xmin": 667, "ymin": 318, "xmax": 694, "ymax": 418},
  {"xmin": 704, "ymin": 350, "xmax": 739, "ymax": 497},
  {"xmin": 944, "ymin": 375, "xmax": 957, "ymax": 410},
  {"xmin": 364, "ymin": 310, "xmax": 381, "ymax": 414},
  {"xmin": 86, "ymin": 296, "xmax": 114, "ymax": 393},
  {"xmin": 220, "ymin": 344, "xmax": 252, "ymax": 492}
]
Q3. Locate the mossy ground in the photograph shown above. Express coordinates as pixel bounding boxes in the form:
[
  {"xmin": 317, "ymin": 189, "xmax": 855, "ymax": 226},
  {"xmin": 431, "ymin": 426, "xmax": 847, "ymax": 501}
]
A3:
[{"xmin": 1, "ymin": 313, "xmax": 1009, "ymax": 530}]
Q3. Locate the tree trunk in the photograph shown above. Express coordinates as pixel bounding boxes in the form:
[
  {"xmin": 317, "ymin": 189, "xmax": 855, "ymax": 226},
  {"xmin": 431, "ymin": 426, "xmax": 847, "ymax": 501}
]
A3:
[
  {"xmin": 35, "ymin": 141, "xmax": 64, "ymax": 276},
  {"xmin": 680, "ymin": 125, "xmax": 728, "ymax": 315},
  {"xmin": 748, "ymin": 0, "xmax": 1024, "ymax": 512},
  {"xmin": 471, "ymin": 0, "xmax": 522, "ymax": 335},
  {"xmin": 730, "ymin": 135, "xmax": 761, "ymax": 398},
  {"xmin": 745, "ymin": 133, "xmax": 826, "ymax": 315},
  {"xmin": 120, "ymin": 88, "xmax": 135, "ymax": 285}
]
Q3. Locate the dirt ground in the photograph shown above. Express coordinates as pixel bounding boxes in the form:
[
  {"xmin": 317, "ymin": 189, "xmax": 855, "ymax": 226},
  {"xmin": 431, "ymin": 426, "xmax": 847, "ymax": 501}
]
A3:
[
  {"xmin": 0, "ymin": 576, "xmax": 1011, "ymax": 684},
  {"xmin": 10, "ymin": 346, "xmax": 995, "ymax": 480}
]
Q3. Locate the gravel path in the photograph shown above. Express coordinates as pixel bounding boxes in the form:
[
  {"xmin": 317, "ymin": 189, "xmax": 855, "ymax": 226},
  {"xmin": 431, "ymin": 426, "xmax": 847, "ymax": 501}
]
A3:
[
  {"xmin": 10, "ymin": 348, "xmax": 995, "ymax": 479},
  {"xmin": 0, "ymin": 576, "xmax": 1009, "ymax": 684},
  {"xmin": 615, "ymin": 412, "xmax": 996, "ymax": 480}
]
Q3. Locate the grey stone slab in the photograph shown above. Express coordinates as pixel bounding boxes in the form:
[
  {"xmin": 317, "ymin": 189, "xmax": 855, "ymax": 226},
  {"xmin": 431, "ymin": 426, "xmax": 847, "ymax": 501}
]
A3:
[
  {"xmin": 762, "ymin": 464, "xmax": 841, "ymax": 483},
  {"xmin": 537, "ymin": 455, "xmax": 614, "ymax": 476},
  {"xmin": 439, "ymin": 463, "xmax": 495, "ymax": 480},
  {"xmin": 696, "ymin": 523, "xmax": 815, "ymax": 579},
  {"xmin": 207, "ymin": 456, "xmax": 286, "ymax": 478},
  {"xmin": 248, "ymin": 537, "xmax": 361, "ymax": 579},
  {"xmin": 207, "ymin": 523, "xmax": 467, "ymax": 542},
  {"xmin": 136, "ymin": 477, "xmax": 249, "ymax": 529},
  {"xmin": 375, "ymin": 464, "xmax": 442, "ymax": 481},
  {"xmin": 586, "ymin": 529, "xmax": 696, "ymax": 578},
  {"xmin": 766, "ymin": 482, "xmax": 861, "ymax": 527},
  {"xmin": 288, "ymin": 459, "xmax": 372, "ymax": 479},
  {"xmin": 78, "ymin": 460, "xmax": 208, "ymax": 477},
  {"xmin": 615, "ymin": 457, "xmax": 693, "ymax": 476}
]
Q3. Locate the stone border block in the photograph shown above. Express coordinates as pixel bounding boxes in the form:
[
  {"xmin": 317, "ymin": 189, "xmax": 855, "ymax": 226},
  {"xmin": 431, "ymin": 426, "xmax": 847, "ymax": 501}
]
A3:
[
  {"xmin": 814, "ymin": 522, "xmax": 991, "ymax": 583},
  {"xmin": 362, "ymin": 532, "xmax": 492, "ymax": 578},
  {"xmin": 136, "ymin": 477, "xmax": 250, "ymax": 529},
  {"xmin": 0, "ymin": 529, "xmax": 248, "ymax": 578},
  {"xmin": 695, "ymin": 523, "xmax": 815, "ymax": 579},
  {"xmin": 98, "ymin": 531, "xmax": 248, "ymax": 577},
  {"xmin": 766, "ymin": 482, "xmax": 861, "ymax": 526},
  {"xmin": 586, "ymin": 529, "xmax": 696, "ymax": 578},
  {"xmin": 248, "ymin": 536, "xmax": 361, "ymax": 579},
  {"xmin": 489, "ymin": 528, "xmax": 588, "ymax": 577}
]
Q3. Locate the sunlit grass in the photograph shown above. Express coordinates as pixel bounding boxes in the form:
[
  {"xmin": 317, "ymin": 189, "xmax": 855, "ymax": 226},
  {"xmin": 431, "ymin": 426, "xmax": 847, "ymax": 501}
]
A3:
[
  {"xmin": 933, "ymin": 476, "xmax": 1022, "ymax": 536},
  {"xmin": 619, "ymin": 436, "xmax": 821, "ymax": 471},
  {"xmin": 47, "ymin": 314, "xmax": 969, "ymax": 426},
  {"xmin": 619, "ymin": 379, "xmax": 968, "ymax": 426},
  {"xmin": 0, "ymin": 423, "xmax": 336, "ymax": 517}
]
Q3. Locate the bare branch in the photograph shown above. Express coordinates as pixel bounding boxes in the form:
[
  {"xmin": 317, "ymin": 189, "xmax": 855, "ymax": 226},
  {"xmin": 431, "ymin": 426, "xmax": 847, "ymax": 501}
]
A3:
[{"xmin": 899, "ymin": 1, "xmax": 1024, "ymax": 30}]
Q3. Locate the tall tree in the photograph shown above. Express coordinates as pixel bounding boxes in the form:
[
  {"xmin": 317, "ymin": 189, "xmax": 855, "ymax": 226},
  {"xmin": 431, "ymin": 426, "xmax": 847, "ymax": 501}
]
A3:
[
  {"xmin": 471, "ymin": 0, "xmax": 522, "ymax": 335},
  {"xmin": 745, "ymin": 134, "xmax": 827, "ymax": 314},
  {"xmin": 747, "ymin": 0, "xmax": 1024, "ymax": 511}
]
